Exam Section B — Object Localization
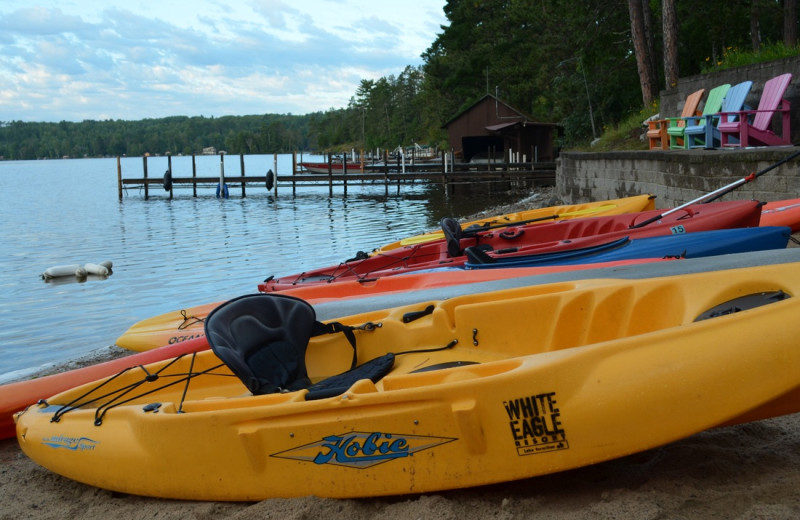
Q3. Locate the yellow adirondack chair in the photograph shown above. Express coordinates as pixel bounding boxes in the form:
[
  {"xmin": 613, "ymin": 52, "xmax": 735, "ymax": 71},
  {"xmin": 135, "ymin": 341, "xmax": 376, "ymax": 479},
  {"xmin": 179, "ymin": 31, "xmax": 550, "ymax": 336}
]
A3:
[{"xmin": 647, "ymin": 89, "xmax": 705, "ymax": 150}]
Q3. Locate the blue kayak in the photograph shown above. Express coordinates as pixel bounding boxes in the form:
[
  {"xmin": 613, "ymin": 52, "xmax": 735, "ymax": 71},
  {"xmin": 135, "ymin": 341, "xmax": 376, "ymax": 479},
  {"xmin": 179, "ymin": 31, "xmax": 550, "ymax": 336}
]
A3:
[{"xmin": 464, "ymin": 226, "xmax": 792, "ymax": 269}]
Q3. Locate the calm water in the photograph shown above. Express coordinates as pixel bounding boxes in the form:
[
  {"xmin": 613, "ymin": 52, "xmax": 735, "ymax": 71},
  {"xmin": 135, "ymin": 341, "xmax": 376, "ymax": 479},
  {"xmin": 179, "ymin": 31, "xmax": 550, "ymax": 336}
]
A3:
[{"xmin": 0, "ymin": 155, "xmax": 535, "ymax": 382}]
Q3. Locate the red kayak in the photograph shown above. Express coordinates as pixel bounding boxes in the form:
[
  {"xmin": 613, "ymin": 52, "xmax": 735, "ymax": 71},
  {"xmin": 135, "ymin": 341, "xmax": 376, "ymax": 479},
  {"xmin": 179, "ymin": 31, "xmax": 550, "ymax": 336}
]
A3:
[{"xmin": 260, "ymin": 199, "xmax": 763, "ymax": 291}]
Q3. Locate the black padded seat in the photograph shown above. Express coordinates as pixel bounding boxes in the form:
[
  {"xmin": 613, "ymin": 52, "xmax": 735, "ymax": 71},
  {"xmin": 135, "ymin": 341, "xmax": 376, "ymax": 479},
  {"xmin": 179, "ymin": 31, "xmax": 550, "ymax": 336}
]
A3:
[
  {"xmin": 205, "ymin": 294, "xmax": 316, "ymax": 395},
  {"xmin": 205, "ymin": 293, "xmax": 395, "ymax": 399}
]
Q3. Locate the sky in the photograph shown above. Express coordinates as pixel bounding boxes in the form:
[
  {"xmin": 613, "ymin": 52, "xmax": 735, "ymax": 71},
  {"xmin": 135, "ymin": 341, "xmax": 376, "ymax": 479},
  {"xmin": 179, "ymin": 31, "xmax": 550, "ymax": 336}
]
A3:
[{"xmin": 0, "ymin": 1, "xmax": 448, "ymax": 122}]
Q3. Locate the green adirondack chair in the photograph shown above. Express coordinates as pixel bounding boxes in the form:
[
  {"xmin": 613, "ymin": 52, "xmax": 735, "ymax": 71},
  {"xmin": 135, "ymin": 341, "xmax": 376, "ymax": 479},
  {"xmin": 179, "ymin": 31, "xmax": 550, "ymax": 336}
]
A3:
[{"xmin": 667, "ymin": 84, "xmax": 730, "ymax": 149}]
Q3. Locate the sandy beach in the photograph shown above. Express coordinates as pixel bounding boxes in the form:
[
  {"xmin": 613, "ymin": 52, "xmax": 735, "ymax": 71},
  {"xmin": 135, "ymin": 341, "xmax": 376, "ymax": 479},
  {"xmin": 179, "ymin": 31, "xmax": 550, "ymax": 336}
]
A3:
[
  {"xmin": 3, "ymin": 414, "xmax": 800, "ymax": 519},
  {"xmin": 3, "ymin": 192, "xmax": 800, "ymax": 519}
]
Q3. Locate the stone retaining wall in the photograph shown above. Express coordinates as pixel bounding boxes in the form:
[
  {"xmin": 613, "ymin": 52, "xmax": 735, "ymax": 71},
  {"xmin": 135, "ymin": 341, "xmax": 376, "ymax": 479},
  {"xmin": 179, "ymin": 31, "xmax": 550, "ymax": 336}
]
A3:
[{"xmin": 557, "ymin": 147, "xmax": 800, "ymax": 208}]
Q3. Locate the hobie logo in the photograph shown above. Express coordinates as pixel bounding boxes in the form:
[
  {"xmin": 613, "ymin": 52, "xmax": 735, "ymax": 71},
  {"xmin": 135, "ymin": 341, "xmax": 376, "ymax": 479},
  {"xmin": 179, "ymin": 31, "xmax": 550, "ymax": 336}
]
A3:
[
  {"xmin": 42, "ymin": 435, "xmax": 99, "ymax": 451},
  {"xmin": 273, "ymin": 431, "xmax": 456, "ymax": 469}
]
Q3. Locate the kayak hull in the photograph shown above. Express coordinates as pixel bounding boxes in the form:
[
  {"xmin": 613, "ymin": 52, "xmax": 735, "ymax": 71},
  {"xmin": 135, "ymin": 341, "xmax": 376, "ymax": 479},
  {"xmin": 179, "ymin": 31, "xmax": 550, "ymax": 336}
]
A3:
[
  {"xmin": 760, "ymin": 197, "xmax": 800, "ymax": 232},
  {"xmin": 376, "ymin": 194, "xmax": 657, "ymax": 252},
  {"xmin": 261, "ymin": 199, "xmax": 763, "ymax": 291},
  {"xmin": 15, "ymin": 260, "xmax": 800, "ymax": 500},
  {"xmin": 464, "ymin": 226, "xmax": 791, "ymax": 268}
]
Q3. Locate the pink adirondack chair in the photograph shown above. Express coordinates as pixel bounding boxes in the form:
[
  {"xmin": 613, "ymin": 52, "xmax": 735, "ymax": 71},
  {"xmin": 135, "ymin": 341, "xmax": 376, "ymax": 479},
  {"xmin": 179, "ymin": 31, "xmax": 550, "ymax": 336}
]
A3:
[{"xmin": 718, "ymin": 73, "xmax": 793, "ymax": 148}]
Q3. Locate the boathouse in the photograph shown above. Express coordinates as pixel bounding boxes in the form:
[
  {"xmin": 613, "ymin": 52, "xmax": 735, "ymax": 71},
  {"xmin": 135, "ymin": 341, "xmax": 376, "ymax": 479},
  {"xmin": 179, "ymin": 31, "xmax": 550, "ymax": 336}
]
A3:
[{"xmin": 442, "ymin": 94, "xmax": 563, "ymax": 163}]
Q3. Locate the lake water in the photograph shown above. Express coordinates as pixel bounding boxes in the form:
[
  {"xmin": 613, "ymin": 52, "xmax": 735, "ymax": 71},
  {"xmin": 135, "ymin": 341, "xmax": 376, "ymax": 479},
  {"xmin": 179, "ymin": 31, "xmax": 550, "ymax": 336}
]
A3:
[{"xmin": 0, "ymin": 154, "xmax": 538, "ymax": 383}]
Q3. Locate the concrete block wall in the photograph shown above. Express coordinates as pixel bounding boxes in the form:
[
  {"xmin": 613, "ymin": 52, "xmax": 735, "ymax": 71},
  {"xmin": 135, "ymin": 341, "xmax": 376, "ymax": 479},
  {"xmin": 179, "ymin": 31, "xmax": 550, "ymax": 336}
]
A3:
[{"xmin": 557, "ymin": 147, "xmax": 800, "ymax": 208}]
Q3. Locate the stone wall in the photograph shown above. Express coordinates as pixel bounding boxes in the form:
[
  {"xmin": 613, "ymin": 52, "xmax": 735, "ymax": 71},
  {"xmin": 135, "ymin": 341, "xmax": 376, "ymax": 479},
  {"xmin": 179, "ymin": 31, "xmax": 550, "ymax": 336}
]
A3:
[
  {"xmin": 659, "ymin": 56, "xmax": 800, "ymax": 144},
  {"xmin": 557, "ymin": 147, "xmax": 800, "ymax": 208}
]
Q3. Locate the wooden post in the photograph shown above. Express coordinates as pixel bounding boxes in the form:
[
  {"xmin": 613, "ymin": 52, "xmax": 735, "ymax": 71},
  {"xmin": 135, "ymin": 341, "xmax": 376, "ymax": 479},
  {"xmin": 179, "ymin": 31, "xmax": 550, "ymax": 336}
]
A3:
[
  {"xmin": 274, "ymin": 152, "xmax": 279, "ymax": 197},
  {"xmin": 218, "ymin": 152, "xmax": 227, "ymax": 198},
  {"xmin": 343, "ymin": 153, "xmax": 348, "ymax": 197},
  {"xmin": 167, "ymin": 154, "xmax": 173, "ymax": 200},
  {"xmin": 328, "ymin": 155, "xmax": 333, "ymax": 197},
  {"xmin": 143, "ymin": 155, "xmax": 149, "ymax": 201},
  {"xmin": 383, "ymin": 149, "xmax": 389, "ymax": 197},
  {"xmin": 117, "ymin": 156, "xmax": 123, "ymax": 200},
  {"xmin": 192, "ymin": 154, "xmax": 197, "ymax": 197},
  {"xmin": 240, "ymin": 153, "xmax": 246, "ymax": 198}
]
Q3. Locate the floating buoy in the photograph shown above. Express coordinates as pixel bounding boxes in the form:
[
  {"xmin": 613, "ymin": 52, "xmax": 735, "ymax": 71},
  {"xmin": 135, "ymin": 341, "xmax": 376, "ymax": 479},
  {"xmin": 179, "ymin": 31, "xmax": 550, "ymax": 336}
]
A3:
[
  {"xmin": 84, "ymin": 263, "xmax": 109, "ymax": 276},
  {"xmin": 266, "ymin": 169, "xmax": 274, "ymax": 191},
  {"xmin": 216, "ymin": 183, "xmax": 229, "ymax": 199},
  {"xmin": 42, "ymin": 264, "xmax": 84, "ymax": 279},
  {"xmin": 41, "ymin": 260, "xmax": 114, "ymax": 280}
]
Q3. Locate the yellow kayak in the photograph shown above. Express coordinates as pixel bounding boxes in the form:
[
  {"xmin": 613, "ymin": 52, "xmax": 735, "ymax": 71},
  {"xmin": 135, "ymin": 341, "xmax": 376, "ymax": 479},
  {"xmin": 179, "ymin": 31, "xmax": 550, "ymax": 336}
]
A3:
[
  {"xmin": 374, "ymin": 193, "xmax": 656, "ymax": 253},
  {"xmin": 16, "ymin": 260, "xmax": 800, "ymax": 501}
]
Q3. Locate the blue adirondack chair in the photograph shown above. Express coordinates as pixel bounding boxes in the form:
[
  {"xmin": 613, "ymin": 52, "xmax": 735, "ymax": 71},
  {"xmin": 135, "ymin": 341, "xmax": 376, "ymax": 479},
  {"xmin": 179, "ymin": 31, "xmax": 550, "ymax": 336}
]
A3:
[
  {"xmin": 684, "ymin": 81, "xmax": 753, "ymax": 149},
  {"xmin": 719, "ymin": 73, "xmax": 793, "ymax": 148}
]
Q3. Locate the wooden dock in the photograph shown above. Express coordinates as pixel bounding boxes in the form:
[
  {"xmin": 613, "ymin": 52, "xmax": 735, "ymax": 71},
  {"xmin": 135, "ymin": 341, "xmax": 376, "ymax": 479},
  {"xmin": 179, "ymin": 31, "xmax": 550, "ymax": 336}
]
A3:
[{"xmin": 116, "ymin": 153, "xmax": 556, "ymax": 200}]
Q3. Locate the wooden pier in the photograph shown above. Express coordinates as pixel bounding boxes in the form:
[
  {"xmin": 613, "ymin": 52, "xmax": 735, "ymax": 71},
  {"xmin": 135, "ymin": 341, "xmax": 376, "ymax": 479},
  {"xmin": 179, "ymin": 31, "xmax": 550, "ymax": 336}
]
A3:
[{"xmin": 116, "ymin": 152, "xmax": 555, "ymax": 200}]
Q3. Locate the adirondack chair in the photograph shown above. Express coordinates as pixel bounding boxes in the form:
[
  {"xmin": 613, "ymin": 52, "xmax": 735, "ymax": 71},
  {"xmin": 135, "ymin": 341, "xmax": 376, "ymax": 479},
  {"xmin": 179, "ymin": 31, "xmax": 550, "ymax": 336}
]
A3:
[
  {"xmin": 667, "ymin": 83, "xmax": 730, "ymax": 149},
  {"xmin": 718, "ymin": 73, "xmax": 793, "ymax": 148},
  {"xmin": 647, "ymin": 89, "xmax": 705, "ymax": 150},
  {"xmin": 684, "ymin": 81, "xmax": 752, "ymax": 149}
]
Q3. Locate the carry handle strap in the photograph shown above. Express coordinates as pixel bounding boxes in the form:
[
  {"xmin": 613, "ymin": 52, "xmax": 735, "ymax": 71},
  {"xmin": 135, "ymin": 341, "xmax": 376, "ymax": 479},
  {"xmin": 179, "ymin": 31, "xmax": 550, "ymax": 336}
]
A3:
[{"xmin": 311, "ymin": 321, "xmax": 358, "ymax": 370}]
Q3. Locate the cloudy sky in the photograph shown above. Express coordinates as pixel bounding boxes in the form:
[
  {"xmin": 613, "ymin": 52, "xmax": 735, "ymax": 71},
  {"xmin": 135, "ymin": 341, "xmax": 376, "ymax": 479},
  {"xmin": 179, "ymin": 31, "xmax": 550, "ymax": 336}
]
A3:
[{"xmin": 0, "ymin": 0, "xmax": 447, "ymax": 122}]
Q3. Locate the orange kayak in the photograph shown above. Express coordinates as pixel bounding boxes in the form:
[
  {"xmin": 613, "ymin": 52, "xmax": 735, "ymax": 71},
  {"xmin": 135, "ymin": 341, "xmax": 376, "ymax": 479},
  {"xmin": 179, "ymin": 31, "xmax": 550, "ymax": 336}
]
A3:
[
  {"xmin": 115, "ymin": 258, "xmax": 664, "ymax": 352},
  {"xmin": 1, "ymin": 337, "xmax": 209, "ymax": 440},
  {"xmin": 760, "ymin": 198, "xmax": 800, "ymax": 232}
]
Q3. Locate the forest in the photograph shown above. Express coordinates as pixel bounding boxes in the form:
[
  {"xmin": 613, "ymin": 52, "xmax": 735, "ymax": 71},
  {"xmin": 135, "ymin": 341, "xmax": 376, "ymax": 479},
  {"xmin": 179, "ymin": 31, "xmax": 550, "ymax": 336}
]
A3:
[{"xmin": 0, "ymin": 0, "xmax": 797, "ymax": 160}]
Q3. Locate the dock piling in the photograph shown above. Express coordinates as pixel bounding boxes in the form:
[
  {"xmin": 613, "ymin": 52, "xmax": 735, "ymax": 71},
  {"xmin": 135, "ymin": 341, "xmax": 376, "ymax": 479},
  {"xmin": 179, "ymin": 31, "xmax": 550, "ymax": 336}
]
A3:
[{"xmin": 143, "ymin": 156, "xmax": 149, "ymax": 200}]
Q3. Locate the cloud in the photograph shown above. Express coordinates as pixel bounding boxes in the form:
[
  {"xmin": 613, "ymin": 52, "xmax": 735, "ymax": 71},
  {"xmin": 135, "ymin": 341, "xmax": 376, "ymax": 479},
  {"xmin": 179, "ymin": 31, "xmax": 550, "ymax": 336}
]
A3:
[{"xmin": 0, "ymin": 1, "xmax": 445, "ymax": 122}]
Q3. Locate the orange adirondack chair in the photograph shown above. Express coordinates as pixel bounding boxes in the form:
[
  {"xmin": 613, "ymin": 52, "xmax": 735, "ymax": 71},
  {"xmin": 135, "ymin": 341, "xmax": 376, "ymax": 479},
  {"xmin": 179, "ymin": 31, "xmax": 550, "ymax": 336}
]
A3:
[
  {"xmin": 647, "ymin": 89, "xmax": 705, "ymax": 150},
  {"xmin": 718, "ymin": 73, "xmax": 793, "ymax": 148}
]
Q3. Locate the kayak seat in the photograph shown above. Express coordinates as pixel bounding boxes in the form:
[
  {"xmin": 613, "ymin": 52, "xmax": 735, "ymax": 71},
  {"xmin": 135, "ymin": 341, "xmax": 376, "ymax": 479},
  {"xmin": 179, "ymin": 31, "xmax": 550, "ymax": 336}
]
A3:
[
  {"xmin": 464, "ymin": 245, "xmax": 496, "ymax": 264},
  {"xmin": 305, "ymin": 353, "xmax": 395, "ymax": 400},
  {"xmin": 441, "ymin": 217, "xmax": 463, "ymax": 257},
  {"xmin": 205, "ymin": 293, "xmax": 315, "ymax": 395},
  {"xmin": 205, "ymin": 293, "xmax": 395, "ymax": 399}
]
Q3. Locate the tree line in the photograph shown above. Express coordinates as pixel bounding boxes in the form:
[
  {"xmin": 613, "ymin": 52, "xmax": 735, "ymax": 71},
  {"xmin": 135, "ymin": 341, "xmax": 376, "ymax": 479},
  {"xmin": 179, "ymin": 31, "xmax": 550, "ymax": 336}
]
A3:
[{"xmin": 1, "ymin": 0, "xmax": 797, "ymax": 161}]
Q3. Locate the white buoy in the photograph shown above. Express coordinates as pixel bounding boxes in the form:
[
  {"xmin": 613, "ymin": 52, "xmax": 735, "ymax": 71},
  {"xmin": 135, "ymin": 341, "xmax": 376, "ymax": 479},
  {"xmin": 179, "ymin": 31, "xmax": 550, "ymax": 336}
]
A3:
[
  {"xmin": 42, "ymin": 264, "xmax": 83, "ymax": 279},
  {"xmin": 84, "ymin": 263, "xmax": 109, "ymax": 276},
  {"xmin": 42, "ymin": 260, "xmax": 114, "ymax": 279}
]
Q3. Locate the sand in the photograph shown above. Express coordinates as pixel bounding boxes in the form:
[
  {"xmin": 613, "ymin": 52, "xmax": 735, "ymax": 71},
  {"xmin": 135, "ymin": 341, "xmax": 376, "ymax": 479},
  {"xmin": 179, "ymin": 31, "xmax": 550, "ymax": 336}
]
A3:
[
  {"xmin": 4, "ymin": 190, "xmax": 800, "ymax": 518},
  {"xmin": 3, "ymin": 414, "xmax": 800, "ymax": 519}
]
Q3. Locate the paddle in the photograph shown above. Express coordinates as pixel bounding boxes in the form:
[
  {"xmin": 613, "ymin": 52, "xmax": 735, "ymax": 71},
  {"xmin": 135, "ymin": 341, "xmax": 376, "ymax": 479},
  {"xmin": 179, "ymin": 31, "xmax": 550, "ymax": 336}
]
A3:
[{"xmin": 630, "ymin": 148, "xmax": 800, "ymax": 229}]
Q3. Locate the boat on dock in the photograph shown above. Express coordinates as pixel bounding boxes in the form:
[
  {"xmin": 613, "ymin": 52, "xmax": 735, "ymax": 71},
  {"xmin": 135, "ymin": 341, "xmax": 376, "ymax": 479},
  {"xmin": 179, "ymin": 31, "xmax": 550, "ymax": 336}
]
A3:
[{"xmin": 300, "ymin": 161, "xmax": 366, "ymax": 174}]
